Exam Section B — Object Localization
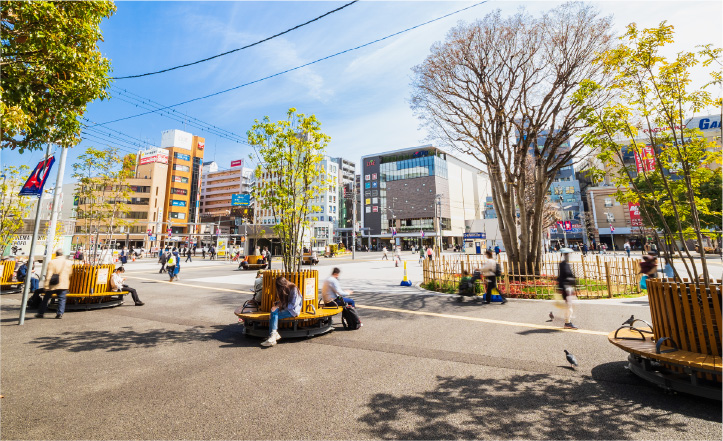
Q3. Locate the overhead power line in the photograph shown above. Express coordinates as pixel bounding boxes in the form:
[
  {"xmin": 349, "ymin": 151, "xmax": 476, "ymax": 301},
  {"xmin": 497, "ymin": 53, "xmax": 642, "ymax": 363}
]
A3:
[
  {"xmin": 93, "ymin": 1, "xmax": 488, "ymax": 127},
  {"xmin": 111, "ymin": 1, "xmax": 359, "ymax": 80}
]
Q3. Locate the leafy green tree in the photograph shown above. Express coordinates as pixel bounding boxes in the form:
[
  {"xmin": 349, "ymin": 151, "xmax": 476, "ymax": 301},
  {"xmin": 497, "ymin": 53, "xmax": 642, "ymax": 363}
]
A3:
[
  {"xmin": 0, "ymin": 165, "xmax": 33, "ymax": 254},
  {"xmin": 72, "ymin": 146, "xmax": 133, "ymax": 264},
  {"xmin": 1, "ymin": 1, "xmax": 116, "ymax": 152},
  {"xmin": 248, "ymin": 108, "xmax": 330, "ymax": 272},
  {"xmin": 579, "ymin": 23, "xmax": 722, "ymax": 282}
]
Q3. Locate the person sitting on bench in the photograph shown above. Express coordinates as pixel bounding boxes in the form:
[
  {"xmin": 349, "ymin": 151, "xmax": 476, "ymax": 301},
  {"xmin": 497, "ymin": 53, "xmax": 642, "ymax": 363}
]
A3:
[
  {"xmin": 111, "ymin": 266, "xmax": 144, "ymax": 306},
  {"xmin": 238, "ymin": 256, "xmax": 249, "ymax": 270},
  {"xmin": 246, "ymin": 270, "xmax": 264, "ymax": 308},
  {"xmin": 261, "ymin": 277, "xmax": 301, "ymax": 347},
  {"xmin": 321, "ymin": 267, "xmax": 355, "ymax": 307}
]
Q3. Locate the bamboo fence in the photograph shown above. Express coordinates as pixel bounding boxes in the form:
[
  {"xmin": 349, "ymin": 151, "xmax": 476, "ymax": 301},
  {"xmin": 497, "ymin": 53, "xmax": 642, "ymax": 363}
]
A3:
[{"xmin": 422, "ymin": 254, "xmax": 642, "ymax": 299}]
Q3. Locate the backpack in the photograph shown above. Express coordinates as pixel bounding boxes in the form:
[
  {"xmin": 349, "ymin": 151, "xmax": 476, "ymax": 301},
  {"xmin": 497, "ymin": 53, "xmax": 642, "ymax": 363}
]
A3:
[
  {"xmin": 341, "ymin": 305, "xmax": 362, "ymax": 330},
  {"xmin": 495, "ymin": 263, "xmax": 502, "ymax": 278},
  {"xmin": 167, "ymin": 255, "xmax": 176, "ymax": 266}
]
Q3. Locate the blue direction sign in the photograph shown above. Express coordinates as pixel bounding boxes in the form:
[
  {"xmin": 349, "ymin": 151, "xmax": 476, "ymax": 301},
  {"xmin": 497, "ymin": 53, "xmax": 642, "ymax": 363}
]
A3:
[
  {"xmin": 463, "ymin": 232, "xmax": 486, "ymax": 239},
  {"xmin": 232, "ymin": 194, "xmax": 250, "ymax": 206}
]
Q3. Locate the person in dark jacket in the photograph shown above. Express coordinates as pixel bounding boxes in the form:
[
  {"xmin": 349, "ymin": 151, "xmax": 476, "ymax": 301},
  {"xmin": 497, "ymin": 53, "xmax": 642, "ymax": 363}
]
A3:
[
  {"xmin": 558, "ymin": 248, "xmax": 577, "ymax": 330},
  {"xmin": 158, "ymin": 251, "xmax": 168, "ymax": 274}
]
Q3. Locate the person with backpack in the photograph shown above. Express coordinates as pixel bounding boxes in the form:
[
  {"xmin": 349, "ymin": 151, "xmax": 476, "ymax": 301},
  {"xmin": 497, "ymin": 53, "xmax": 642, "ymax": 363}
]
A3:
[
  {"xmin": 321, "ymin": 267, "xmax": 356, "ymax": 307},
  {"xmin": 481, "ymin": 250, "xmax": 506, "ymax": 304},
  {"xmin": 418, "ymin": 247, "xmax": 425, "ymax": 265},
  {"xmin": 261, "ymin": 277, "xmax": 302, "ymax": 347},
  {"xmin": 458, "ymin": 270, "xmax": 475, "ymax": 299},
  {"xmin": 34, "ymin": 249, "xmax": 72, "ymax": 319},
  {"xmin": 166, "ymin": 251, "xmax": 177, "ymax": 282},
  {"xmin": 558, "ymin": 248, "xmax": 578, "ymax": 329},
  {"xmin": 210, "ymin": 246, "xmax": 216, "ymax": 261},
  {"xmin": 494, "ymin": 245, "xmax": 500, "ymax": 258}
]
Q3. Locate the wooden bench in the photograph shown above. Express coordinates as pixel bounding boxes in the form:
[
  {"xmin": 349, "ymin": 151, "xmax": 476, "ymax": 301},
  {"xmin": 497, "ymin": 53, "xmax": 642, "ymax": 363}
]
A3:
[
  {"xmin": 609, "ymin": 278, "xmax": 722, "ymax": 400},
  {"xmin": 239, "ymin": 255, "xmax": 267, "ymax": 270},
  {"xmin": 0, "ymin": 261, "xmax": 18, "ymax": 290}
]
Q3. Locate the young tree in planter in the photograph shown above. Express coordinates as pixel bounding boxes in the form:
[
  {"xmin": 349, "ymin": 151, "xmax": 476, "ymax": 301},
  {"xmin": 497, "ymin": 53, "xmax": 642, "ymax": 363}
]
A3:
[
  {"xmin": 0, "ymin": 165, "xmax": 33, "ymax": 254},
  {"xmin": 248, "ymin": 108, "xmax": 330, "ymax": 272},
  {"xmin": 578, "ymin": 23, "xmax": 722, "ymax": 283},
  {"xmin": 72, "ymin": 146, "xmax": 133, "ymax": 265},
  {"xmin": 410, "ymin": 3, "xmax": 613, "ymax": 274}
]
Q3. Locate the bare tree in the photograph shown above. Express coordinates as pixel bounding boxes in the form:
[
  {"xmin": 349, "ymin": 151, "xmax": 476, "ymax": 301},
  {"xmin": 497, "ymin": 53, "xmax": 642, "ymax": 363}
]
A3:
[{"xmin": 411, "ymin": 3, "xmax": 613, "ymax": 273}]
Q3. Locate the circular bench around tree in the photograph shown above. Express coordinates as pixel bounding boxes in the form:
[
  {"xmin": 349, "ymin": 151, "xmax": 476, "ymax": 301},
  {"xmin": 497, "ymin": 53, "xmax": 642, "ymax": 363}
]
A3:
[
  {"xmin": 43, "ymin": 263, "xmax": 129, "ymax": 311},
  {"xmin": 608, "ymin": 278, "xmax": 721, "ymax": 400},
  {"xmin": 234, "ymin": 269, "xmax": 342, "ymax": 338}
]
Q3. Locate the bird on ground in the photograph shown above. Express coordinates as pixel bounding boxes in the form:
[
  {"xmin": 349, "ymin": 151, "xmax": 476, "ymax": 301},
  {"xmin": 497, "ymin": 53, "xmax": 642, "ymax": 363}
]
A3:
[
  {"xmin": 564, "ymin": 350, "xmax": 578, "ymax": 369},
  {"xmin": 622, "ymin": 315, "xmax": 635, "ymax": 326},
  {"xmin": 549, "ymin": 311, "xmax": 554, "ymax": 321}
]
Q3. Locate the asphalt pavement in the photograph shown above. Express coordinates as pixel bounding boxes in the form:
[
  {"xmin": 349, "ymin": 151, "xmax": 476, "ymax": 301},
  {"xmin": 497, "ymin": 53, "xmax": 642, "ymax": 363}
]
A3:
[{"xmin": 1, "ymin": 253, "xmax": 720, "ymax": 440}]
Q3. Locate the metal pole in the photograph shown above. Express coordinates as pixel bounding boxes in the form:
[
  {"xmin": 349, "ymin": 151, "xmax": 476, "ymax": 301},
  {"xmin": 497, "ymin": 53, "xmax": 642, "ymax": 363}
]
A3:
[
  {"xmin": 352, "ymin": 181, "xmax": 357, "ymax": 261},
  {"xmin": 38, "ymin": 145, "xmax": 68, "ymax": 284},
  {"xmin": 19, "ymin": 144, "xmax": 51, "ymax": 325}
]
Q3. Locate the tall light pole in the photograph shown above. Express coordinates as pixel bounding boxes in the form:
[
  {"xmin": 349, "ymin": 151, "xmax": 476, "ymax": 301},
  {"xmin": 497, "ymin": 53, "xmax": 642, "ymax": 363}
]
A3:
[{"xmin": 435, "ymin": 193, "xmax": 443, "ymax": 255}]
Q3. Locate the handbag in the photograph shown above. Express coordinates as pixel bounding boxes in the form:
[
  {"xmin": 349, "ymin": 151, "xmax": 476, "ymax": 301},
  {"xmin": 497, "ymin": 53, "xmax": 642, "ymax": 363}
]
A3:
[
  {"xmin": 639, "ymin": 275, "xmax": 648, "ymax": 290},
  {"xmin": 49, "ymin": 274, "xmax": 60, "ymax": 286}
]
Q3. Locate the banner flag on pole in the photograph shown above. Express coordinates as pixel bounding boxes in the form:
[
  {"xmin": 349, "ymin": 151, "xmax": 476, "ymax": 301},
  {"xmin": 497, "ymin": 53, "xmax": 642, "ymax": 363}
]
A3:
[{"xmin": 19, "ymin": 157, "xmax": 55, "ymax": 197}]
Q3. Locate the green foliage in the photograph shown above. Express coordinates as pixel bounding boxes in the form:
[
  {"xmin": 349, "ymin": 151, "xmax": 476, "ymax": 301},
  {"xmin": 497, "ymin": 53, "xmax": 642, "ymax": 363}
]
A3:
[
  {"xmin": 72, "ymin": 146, "xmax": 133, "ymax": 264},
  {"xmin": 1, "ymin": 1, "xmax": 116, "ymax": 152},
  {"xmin": 248, "ymin": 108, "xmax": 330, "ymax": 272},
  {"xmin": 0, "ymin": 165, "xmax": 33, "ymax": 253},
  {"xmin": 579, "ymin": 22, "xmax": 722, "ymax": 281}
]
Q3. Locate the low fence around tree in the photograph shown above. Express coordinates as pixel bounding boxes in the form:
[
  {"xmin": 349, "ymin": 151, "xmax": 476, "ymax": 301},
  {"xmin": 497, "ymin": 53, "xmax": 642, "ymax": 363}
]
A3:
[{"xmin": 422, "ymin": 254, "xmax": 641, "ymax": 299}]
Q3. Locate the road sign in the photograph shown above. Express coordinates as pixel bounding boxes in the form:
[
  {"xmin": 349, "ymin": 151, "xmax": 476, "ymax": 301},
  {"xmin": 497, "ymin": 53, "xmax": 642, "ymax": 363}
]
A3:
[
  {"xmin": 19, "ymin": 157, "xmax": 56, "ymax": 197},
  {"xmin": 463, "ymin": 232, "xmax": 486, "ymax": 239}
]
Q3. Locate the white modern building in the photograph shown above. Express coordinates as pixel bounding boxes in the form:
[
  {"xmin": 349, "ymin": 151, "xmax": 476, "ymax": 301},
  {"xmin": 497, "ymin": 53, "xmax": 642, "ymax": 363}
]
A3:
[{"xmin": 200, "ymin": 159, "xmax": 253, "ymax": 217}]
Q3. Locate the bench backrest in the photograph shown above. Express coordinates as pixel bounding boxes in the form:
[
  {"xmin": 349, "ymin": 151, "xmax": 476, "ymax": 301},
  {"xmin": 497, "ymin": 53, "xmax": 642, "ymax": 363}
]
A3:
[
  {"xmin": 647, "ymin": 279, "xmax": 721, "ymax": 357},
  {"xmin": 0, "ymin": 260, "xmax": 16, "ymax": 283},
  {"xmin": 69, "ymin": 263, "xmax": 117, "ymax": 294},
  {"xmin": 261, "ymin": 269, "xmax": 318, "ymax": 314},
  {"xmin": 248, "ymin": 255, "xmax": 264, "ymax": 265}
]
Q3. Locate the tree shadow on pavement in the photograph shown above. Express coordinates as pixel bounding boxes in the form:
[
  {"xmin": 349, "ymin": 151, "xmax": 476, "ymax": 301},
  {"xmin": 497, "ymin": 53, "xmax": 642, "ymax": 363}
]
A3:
[
  {"xmin": 358, "ymin": 373, "xmax": 721, "ymax": 440},
  {"xmin": 27, "ymin": 323, "xmax": 255, "ymax": 352}
]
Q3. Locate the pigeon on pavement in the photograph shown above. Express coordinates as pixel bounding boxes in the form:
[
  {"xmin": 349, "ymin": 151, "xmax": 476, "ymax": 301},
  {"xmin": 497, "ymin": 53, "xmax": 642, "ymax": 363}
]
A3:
[
  {"xmin": 564, "ymin": 350, "xmax": 578, "ymax": 369},
  {"xmin": 622, "ymin": 315, "xmax": 635, "ymax": 326},
  {"xmin": 549, "ymin": 311, "xmax": 554, "ymax": 321}
]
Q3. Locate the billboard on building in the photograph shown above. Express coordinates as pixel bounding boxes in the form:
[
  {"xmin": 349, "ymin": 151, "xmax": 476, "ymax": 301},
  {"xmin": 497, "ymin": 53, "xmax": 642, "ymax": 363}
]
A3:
[
  {"xmin": 230, "ymin": 159, "xmax": 244, "ymax": 168},
  {"xmin": 232, "ymin": 194, "xmax": 250, "ymax": 206},
  {"xmin": 628, "ymin": 202, "xmax": 643, "ymax": 227},
  {"xmin": 160, "ymin": 129, "xmax": 192, "ymax": 149},
  {"xmin": 634, "ymin": 146, "xmax": 656, "ymax": 172},
  {"xmin": 139, "ymin": 148, "xmax": 169, "ymax": 165}
]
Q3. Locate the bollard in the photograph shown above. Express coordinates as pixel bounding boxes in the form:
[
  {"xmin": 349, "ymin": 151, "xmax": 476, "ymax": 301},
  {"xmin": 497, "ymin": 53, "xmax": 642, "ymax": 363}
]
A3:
[{"xmin": 400, "ymin": 260, "xmax": 412, "ymax": 286}]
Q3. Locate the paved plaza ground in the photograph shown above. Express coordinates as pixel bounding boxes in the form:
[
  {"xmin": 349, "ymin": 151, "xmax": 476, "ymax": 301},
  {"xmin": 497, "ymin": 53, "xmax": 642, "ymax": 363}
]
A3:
[{"xmin": 1, "ymin": 252, "xmax": 721, "ymax": 439}]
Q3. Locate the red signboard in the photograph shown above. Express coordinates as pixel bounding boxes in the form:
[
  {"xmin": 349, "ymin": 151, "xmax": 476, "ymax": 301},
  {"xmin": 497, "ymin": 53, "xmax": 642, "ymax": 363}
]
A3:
[
  {"xmin": 197, "ymin": 141, "xmax": 205, "ymax": 150},
  {"xmin": 634, "ymin": 146, "xmax": 656, "ymax": 173},
  {"xmin": 230, "ymin": 159, "xmax": 243, "ymax": 168},
  {"xmin": 628, "ymin": 202, "xmax": 643, "ymax": 227}
]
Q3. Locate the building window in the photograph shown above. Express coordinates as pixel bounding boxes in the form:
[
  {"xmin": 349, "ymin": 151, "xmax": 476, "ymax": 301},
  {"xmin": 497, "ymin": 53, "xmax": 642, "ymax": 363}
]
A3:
[
  {"xmin": 170, "ymin": 212, "xmax": 187, "ymax": 220},
  {"xmin": 173, "ymin": 164, "xmax": 190, "ymax": 172},
  {"xmin": 604, "ymin": 198, "xmax": 613, "ymax": 207},
  {"xmin": 606, "ymin": 212, "xmax": 615, "ymax": 222}
]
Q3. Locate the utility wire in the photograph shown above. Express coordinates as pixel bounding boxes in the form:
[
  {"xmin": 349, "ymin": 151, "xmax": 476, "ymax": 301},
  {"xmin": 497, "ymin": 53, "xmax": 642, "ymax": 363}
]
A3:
[
  {"xmin": 111, "ymin": 1, "xmax": 359, "ymax": 80},
  {"xmin": 93, "ymin": 1, "xmax": 488, "ymax": 127}
]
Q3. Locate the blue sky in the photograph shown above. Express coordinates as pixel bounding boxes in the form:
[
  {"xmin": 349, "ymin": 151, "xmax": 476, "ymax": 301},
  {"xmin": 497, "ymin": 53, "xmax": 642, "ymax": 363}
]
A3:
[{"xmin": 2, "ymin": 1, "xmax": 721, "ymax": 181}]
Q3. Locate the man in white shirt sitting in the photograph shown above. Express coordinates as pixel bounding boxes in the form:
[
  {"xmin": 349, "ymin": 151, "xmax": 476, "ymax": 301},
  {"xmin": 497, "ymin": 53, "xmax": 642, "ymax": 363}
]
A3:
[
  {"xmin": 321, "ymin": 267, "xmax": 355, "ymax": 307},
  {"xmin": 111, "ymin": 266, "xmax": 144, "ymax": 306}
]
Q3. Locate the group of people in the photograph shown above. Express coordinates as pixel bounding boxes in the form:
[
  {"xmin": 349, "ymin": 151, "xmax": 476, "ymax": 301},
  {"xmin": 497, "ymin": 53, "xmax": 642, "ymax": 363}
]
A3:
[
  {"xmin": 258, "ymin": 267, "xmax": 356, "ymax": 347},
  {"xmin": 26, "ymin": 249, "xmax": 145, "ymax": 319},
  {"xmin": 157, "ymin": 248, "xmax": 182, "ymax": 281}
]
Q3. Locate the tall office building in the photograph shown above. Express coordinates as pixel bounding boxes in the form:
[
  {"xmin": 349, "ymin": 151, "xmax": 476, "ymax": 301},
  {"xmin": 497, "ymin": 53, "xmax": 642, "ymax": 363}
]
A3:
[
  {"xmin": 360, "ymin": 145, "xmax": 488, "ymax": 250},
  {"xmin": 200, "ymin": 159, "xmax": 254, "ymax": 217},
  {"xmin": 159, "ymin": 129, "xmax": 205, "ymax": 239}
]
